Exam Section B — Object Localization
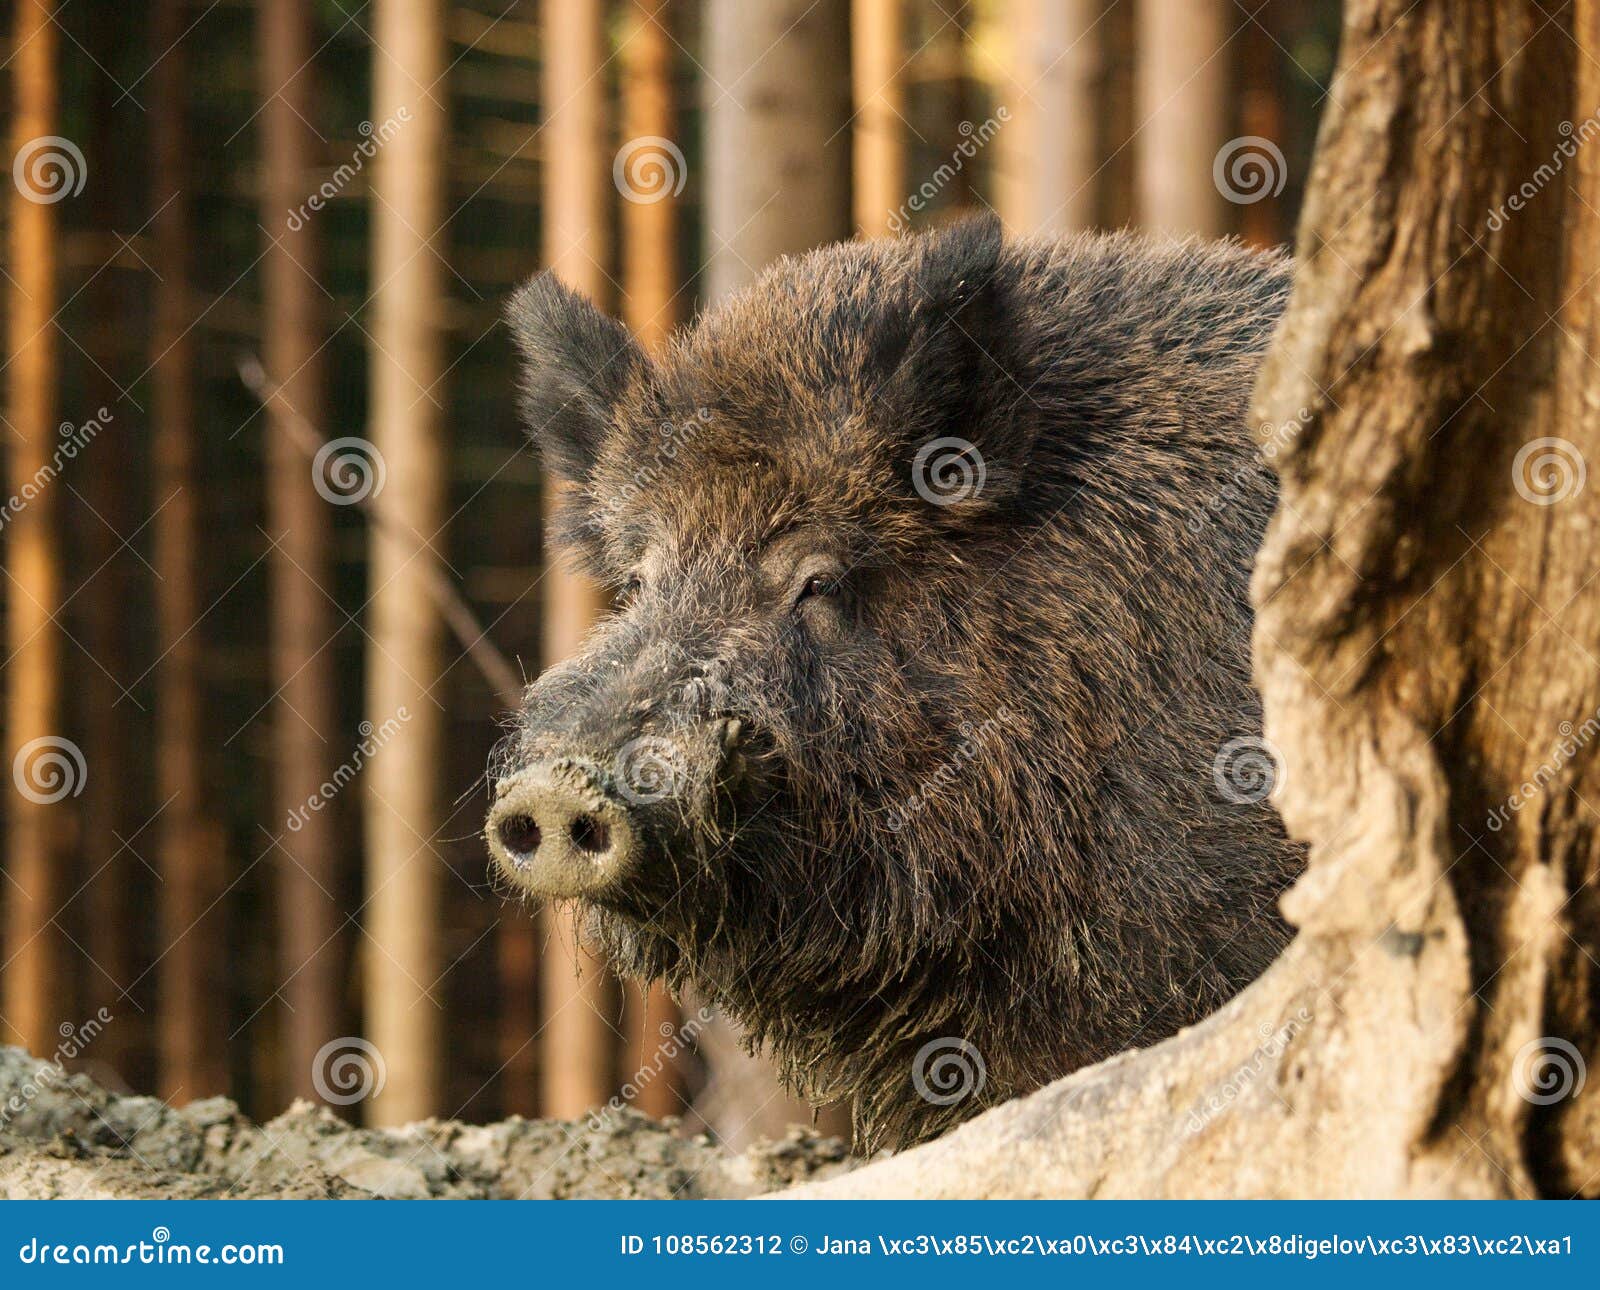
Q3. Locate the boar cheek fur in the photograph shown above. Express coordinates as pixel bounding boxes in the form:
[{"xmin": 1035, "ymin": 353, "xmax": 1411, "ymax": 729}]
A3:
[{"xmin": 501, "ymin": 216, "xmax": 1306, "ymax": 1149}]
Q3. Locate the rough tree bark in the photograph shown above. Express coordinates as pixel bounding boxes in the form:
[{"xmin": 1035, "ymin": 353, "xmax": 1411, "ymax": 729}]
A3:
[
  {"xmin": 533, "ymin": 0, "xmax": 619, "ymax": 1121},
  {"xmin": 260, "ymin": 0, "xmax": 343, "ymax": 1107},
  {"xmin": 364, "ymin": 0, "xmax": 447, "ymax": 1125},
  {"xmin": 790, "ymin": 0, "xmax": 1600, "ymax": 1200}
]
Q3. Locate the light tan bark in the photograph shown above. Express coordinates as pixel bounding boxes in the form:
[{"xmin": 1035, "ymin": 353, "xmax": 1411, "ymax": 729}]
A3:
[
  {"xmin": 260, "ymin": 0, "xmax": 342, "ymax": 1107},
  {"xmin": 3, "ymin": 0, "xmax": 63, "ymax": 1060},
  {"xmin": 364, "ymin": 0, "xmax": 447, "ymax": 1125},
  {"xmin": 703, "ymin": 0, "xmax": 851, "ymax": 299},
  {"xmin": 536, "ymin": 0, "xmax": 619, "ymax": 1121},
  {"xmin": 790, "ymin": 0, "xmax": 1600, "ymax": 1200},
  {"xmin": 852, "ymin": 0, "xmax": 906, "ymax": 237},
  {"xmin": 996, "ymin": 0, "xmax": 1101, "ymax": 235},
  {"xmin": 1135, "ymin": 0, "xmax": 1230, "ymax": 236}
]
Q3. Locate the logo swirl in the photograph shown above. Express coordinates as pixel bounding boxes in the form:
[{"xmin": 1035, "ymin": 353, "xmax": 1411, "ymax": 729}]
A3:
[
  {"xmin": 911, "ymin": 1036, "xmax": 987, "ymax": 1106},
  {"xmin": 614, "ymin": 736, "xmax": 685, "ymax": 805},
  {"xmin": 1512, "ymin": 437, "xmax": 1585, "ymax": 506},
  {"xmin": 1212, "ymin": 136, "xmax": 1287, "ymax": 205},
  {"xmin": 612, "ymin": 136, "xmax": 687, "ymax": 204},
  {"xmin": 912, "ymin": 436, "xmax": 986, "ymax": 506},
  {"xmin": 13, "ymin": 735, "xmax": 87, "ymax": 805},
  {"xmin": 311, "ymin": 1036, "xmax": 387, "ymax": 1105},
  {"xmin": 13, "ymin": 135, "xmax": 87, "ymax": 204},
  {"xmin": 1512, "ymin": 1036, "xmax": 1586, "ymax": 1105},
  {"xmin": 1212, "ymin": 735, "xmax": 1281, "ymax": 805},
  {"xmin": 312, "ymin": 437, "xmax": 387, "ymax": 506}
]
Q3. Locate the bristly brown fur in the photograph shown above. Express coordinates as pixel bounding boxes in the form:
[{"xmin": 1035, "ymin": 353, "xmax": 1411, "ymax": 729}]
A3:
[{"xmin": 498, "ymin": 214, "xmax": 1306, "ymax": 1149}]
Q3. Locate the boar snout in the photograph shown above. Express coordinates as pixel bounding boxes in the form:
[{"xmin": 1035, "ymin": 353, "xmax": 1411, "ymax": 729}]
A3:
[
  {"xmin": 487, "ymin": 758, "xmax": 642, "ymax": 899},
  {"xmin": 487, "ymin": 714, "xmax": 750, "ymax": 903}
]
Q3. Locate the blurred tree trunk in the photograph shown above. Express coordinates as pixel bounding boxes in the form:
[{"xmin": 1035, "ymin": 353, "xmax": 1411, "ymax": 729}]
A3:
[
  {"xmin": 996, "ymin": 0, "xmax": 1100, "ymax": 235},
  {"xmin": 260, "ymin": 0, "xmax": 342, "ymax": 1106},
  {"xmin": 793, "ymin": 0, "xmax": 1600, "ymax": 1201},
  {"xmin": 151, "ymin": 0, "xmax": 226, "ymax": 1100},
  {"xmin": 698, "ymin": 0, "xmax": 852, "ymax": 1148},
  {"xmin": 3, "ymin": 0, "xmax": 64, "ymax": 1061},
  {"xmin": 364, "ymin": 0, "xmax": 447, "ymax": 1125},
  {"xmin": 531, "ymin": 0, "xmax": 619, "ymax": 1122},
  {"xmin": 1136, "ymin": 0, "xmax": 1230, "ymax": 236},
  {"xmin": 617, "ymin": 0, "xmax": 684, "ymax": 1121},
  {"xmin": 703, "ymin": 0, "xmax": 851, "ymax": 298},
  {"xmin": 1237, "ymin": 1, "xmax": 1285, "ymax": 248},
  {"xmin": 80, "ymin": 0, "xmax": 139, "ymax": 1085},
  {"xmin": 851, "ymin": 0, "xmax": 905, "ymax": 237}
]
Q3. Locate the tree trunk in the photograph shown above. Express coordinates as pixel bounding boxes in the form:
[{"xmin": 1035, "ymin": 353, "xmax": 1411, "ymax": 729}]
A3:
[
  {"xmin": 533, "ymin": 0, "xmax": 619, "ymax": 1121},
  {"xmin": 851, "ymin": 0, "xmax": 905, "ymax": 237},
  {"xmin": 3, "ymin": 0, "xmax": 64, "ymax": 1061},
  {"xmin": 703, "ymin": 0, "xmax": 851, "ymax": 299},
  {"xmin": 789, "ymin": 0, "xmax": 1600, "ymax": 1200},
  {"xmin": 996, "ymin": 0, "xmax": 1101, "ymax": 235},
  {"xmin": 151, "ymin": 0, "xmax": 226, "ymax": 1101},
  {"xmin": 80, "ymin": 0, "xmax": 140, "ymax": 1086},
  {"xmin": 260, "ymin": 0, "xmax": 343, "ymax": 1107},
  {"xmin": 617, "ymin": 0, "xmax": 685, "ymax": 1122},
  {"xmin": 1135, "ymin": 0, "xmax": 1230, "ymax": 236},
  {"xmin": 364, "ymin": 0, "xmax": 447, "ymax": 1125},
  {"xmin": 697, "ymin": 0, "xmax": 852, "ymax": 1148}
]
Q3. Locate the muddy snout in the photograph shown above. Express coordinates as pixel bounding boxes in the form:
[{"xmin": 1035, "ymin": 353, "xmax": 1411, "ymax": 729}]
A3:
[{"xmin": 487, "ymin": 758, "xmax": 642, "ymax": 899}]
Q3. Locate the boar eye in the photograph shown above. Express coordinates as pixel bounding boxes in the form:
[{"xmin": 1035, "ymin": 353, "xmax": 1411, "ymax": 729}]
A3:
[
  {"xmin": 796, "ymin": 574, "xmax": 838, "ymax": 604},
  {"xmin": 621, "ymin": 575, "xmax": 643, "ymax": 600}
]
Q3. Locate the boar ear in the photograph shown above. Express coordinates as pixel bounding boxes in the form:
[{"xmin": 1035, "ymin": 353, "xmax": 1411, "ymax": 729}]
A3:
[
  {"xmin": 875, "ymin": 212, "xmax": 1035, "ymax": 511},
  {"xmin": 506, "ymin": 273, "xmax": 646, "ymax": 482}
]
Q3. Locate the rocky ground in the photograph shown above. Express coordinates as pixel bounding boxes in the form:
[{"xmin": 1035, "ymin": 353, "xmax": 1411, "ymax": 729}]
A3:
[{"xmin": 0, "ymin": 1047, "xmax": 856, "ymax": 1199}]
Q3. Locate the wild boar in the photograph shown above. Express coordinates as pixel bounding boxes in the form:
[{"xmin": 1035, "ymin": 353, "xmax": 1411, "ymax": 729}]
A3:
[{"xmin": 488, "ymin": 214, "xmax": 1303, "ymax": 1147}]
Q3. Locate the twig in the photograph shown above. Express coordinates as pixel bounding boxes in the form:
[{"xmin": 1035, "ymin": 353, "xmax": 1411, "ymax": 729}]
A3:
[{"xmin": 238, "ymin": 354, "xmax": 525, "ymax": 710}]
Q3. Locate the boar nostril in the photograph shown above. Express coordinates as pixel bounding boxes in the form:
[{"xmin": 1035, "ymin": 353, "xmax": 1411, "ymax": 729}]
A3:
[
  {"xmin": 569, "ymin": 814, "xmax": 610, "ymax": 855},
  {"xmin": 497, "ymin": 814, "xmax": 542, "ymax": 858}
]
